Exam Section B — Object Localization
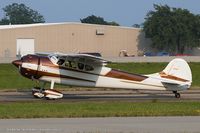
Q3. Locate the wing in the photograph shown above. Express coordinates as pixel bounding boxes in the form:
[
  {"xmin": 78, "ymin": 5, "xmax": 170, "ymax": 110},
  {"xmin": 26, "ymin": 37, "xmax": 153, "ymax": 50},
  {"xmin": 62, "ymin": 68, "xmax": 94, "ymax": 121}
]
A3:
[{"xmin": 53, "ymin": 52, "xmax": 109, "ymax": 66}]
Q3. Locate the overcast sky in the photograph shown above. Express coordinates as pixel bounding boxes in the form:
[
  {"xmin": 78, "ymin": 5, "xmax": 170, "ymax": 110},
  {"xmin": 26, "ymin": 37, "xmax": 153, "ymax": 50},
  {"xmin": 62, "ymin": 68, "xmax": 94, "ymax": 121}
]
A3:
[{"xmin": 0, "ymin": 0, "xmax": 200, "ymax": 27}]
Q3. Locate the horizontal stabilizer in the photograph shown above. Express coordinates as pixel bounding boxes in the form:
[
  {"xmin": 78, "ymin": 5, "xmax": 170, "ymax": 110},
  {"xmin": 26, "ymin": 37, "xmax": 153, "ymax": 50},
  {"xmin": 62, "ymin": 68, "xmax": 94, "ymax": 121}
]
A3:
[{"xmin": 161, "ymin": 81, "xmax": 179, "ymax": 85}]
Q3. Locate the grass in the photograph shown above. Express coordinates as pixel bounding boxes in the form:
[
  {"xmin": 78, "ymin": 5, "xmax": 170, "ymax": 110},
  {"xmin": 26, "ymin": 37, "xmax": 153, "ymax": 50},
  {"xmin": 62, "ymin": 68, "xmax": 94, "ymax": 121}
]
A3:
[
  {"xmin": 0, "ymin": 64, "xmax": 65, "ymax": 89},
  {"xmin": 0, "ymin": 101, "xmax": 200, "ymax": 119},
  {"xmin": 0, "ymin": 63, "xmax": 199, "ymax": 119},
  {"xmin": 0, "ymin": 64, "xmax": 35, "ymax": 89},
  {"xmin": 0, "ymin": 63, "xmax": 200, "ymax": 89}
]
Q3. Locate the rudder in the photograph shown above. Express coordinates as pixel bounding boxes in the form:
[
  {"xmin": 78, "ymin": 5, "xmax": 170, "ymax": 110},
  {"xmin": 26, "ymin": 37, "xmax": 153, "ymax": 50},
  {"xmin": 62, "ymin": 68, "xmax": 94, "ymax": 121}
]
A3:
[{"xmin": 162, "ymin": 58, "xmax": 192, "ymax": 83}]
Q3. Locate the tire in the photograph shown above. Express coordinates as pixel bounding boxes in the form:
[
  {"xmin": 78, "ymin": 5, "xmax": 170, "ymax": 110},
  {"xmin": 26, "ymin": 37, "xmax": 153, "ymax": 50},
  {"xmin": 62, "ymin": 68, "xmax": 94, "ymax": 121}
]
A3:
[{"xmin": 175, "ymin": 93, "xmax": 180, "ymax": 98}]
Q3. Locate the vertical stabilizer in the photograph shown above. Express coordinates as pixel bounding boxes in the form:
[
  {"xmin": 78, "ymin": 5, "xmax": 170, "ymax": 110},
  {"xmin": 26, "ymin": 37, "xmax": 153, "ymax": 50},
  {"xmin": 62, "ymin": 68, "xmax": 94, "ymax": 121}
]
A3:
[{"xmin": 162, "ymin": 58, "xmax": 192, "ymax": 83}]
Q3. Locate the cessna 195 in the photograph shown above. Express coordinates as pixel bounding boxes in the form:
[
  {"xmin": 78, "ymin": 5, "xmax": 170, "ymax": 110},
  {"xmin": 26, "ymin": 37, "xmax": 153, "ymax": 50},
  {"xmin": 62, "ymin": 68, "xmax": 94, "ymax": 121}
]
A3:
[{"xmin": 12, "ymin": 53, "xmax": 192, "ymax": 99}]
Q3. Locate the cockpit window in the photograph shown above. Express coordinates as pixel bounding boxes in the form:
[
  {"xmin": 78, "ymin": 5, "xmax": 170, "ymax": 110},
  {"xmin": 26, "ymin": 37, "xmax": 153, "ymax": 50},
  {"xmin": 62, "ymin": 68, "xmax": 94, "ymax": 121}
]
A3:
[
  {"xmin": 70, "ymin": 61, "xmax": 76, "ymax": 68},
  {"xmin": 79, "ymin": 58, "xmax": 85, "ymax": 62},
  {"xmin": 57, "ymin": 59, "xmax": 65, "ymax": 66},
  {"xmin": 85, "ymin": 65, "xmax": 94, "ymax": 71},
  {"xmin": 49, "ymin": 55, "xmax": 94, "ymax": 71},
  {"xmin": 78, "ymin": 63, "xmax": 84, "ymax": 70}
]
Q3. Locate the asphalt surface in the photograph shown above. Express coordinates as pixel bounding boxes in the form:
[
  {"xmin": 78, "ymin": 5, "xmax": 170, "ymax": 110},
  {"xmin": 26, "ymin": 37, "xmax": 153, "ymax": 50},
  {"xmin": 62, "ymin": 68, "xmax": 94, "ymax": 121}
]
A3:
[
  {"xmin": 0, "ymin": 117, "xmax": 200, "ymax": 133},
  {"xmin": 0, "ymin": 90, "xmax": 200, "ymax": 102}
]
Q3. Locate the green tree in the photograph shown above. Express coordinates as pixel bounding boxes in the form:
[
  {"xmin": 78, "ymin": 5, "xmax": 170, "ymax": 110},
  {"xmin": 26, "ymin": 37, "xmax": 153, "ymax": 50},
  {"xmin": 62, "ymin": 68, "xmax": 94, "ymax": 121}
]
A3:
[
  {"xmin": 107, "ymin": 21, "xmax": 120, "ymax": 26},
  {"xmin": 0, "ymin": 18, "xmax": 10, "ymax": 25},
  {"xmin": 0, "ymin": 3, "xmax": 45, "ymax": 25},
  {"xmin": 143, "ymin": 4, "xmax": 200, "ymax": 54},
  {"xmin": 132, "ymin": 24, "xmax": 141, "ymax": 28},
  {"xmin": 80, "ymin": 15, "xmax": 120, "ymax": 26}
]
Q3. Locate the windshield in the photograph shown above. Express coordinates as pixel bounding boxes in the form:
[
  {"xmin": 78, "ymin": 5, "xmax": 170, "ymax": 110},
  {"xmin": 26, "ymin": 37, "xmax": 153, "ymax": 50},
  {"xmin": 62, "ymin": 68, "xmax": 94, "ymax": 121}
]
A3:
[{"xmin": 49, "ymin": 55, "xmax": 59, "ymax": 65}]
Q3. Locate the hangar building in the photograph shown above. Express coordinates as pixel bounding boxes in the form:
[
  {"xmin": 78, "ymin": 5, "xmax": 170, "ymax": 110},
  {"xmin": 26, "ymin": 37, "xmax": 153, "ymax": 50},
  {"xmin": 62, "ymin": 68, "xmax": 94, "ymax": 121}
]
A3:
[
  {"xmin": 0, "ymin": 22, "xmax": 199, "ymax": 62},
  {"xmin": 0, "ymin": 22, "xmax": 150, "ymax": 59}
]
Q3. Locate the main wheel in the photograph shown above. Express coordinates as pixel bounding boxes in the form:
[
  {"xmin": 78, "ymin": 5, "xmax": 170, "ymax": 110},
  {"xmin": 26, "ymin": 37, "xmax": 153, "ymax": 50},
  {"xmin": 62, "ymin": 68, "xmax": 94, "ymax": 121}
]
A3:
[
  {"xmin": 175, "ymin": 93, "xmax": 180, "ymax": 98},
  {"xmin": 32, "ymin": 87, "xmax": 40, "ymax": 95},
  {"xmin": 32, "ymin": 87, "xmax": 44, "ymax": 98}
]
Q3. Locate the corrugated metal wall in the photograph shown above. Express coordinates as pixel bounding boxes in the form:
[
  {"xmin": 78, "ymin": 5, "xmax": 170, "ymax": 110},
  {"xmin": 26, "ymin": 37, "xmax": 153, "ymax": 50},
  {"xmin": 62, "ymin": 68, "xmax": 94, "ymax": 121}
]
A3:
[{"xmin": 0, "ymin": 23, "xmax": 149, "ymax": 58}]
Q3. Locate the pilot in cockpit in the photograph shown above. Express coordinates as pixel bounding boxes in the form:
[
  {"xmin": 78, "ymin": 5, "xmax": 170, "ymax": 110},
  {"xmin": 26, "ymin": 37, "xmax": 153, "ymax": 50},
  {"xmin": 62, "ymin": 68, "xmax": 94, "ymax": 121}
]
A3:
[{"xmin": 57, "ymin": 58, "xmax": 65, "ymax": 66}]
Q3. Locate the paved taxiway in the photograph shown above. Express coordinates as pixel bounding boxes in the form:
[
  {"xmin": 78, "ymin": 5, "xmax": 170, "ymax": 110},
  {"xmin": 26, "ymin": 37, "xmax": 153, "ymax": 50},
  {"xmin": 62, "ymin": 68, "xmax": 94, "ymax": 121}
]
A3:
[
  {"xmin": 0, "ymin": 90, "xmax": 200, "ymax": 102},
  {"xmin": 0, "ymin": 117, "xmax": 200, "ymax": 133}
]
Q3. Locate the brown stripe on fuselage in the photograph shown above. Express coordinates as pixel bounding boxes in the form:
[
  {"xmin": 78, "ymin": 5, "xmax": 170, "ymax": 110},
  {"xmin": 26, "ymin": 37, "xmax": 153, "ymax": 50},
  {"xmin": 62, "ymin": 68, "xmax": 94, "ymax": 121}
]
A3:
[
  {"xmin": 105, "ymin": 69, "xmax": 147, "ymax": 82},
  {"xmin": 159, "ymin": 71, "xmax": 188, "ymax": 82}
]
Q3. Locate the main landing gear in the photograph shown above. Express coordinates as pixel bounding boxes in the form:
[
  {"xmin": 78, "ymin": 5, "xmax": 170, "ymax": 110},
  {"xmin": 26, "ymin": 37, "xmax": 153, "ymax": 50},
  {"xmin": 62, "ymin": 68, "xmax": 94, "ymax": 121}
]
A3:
[
  {"xmin": 173, "ymin": 91, "xmax": 180, "ymax": 98},
  {"xmin": 32, "ymin": 81, "xmax": 63, "ymax": 100}
]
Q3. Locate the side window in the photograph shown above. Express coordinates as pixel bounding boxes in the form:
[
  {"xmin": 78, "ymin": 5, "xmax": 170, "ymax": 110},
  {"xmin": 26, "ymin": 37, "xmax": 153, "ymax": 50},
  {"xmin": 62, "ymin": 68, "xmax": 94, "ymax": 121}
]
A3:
[
  {"xmin": 85, "ymin": 65, "xmax": 94, "ymax": 71},
  {"xmin": 78, "ymin": 63, "xmax": 84, "ymax": 70},
  {"xmin": 64, "ymin": 61, "xmax": 69, "ymax": 67},
  {"xmin": 64, "ymin": 60, "xmax": 78, "ymax": 69},
  {"xmin": 70, "ymin": 61, "xmax": 76, "ymax": 69}
]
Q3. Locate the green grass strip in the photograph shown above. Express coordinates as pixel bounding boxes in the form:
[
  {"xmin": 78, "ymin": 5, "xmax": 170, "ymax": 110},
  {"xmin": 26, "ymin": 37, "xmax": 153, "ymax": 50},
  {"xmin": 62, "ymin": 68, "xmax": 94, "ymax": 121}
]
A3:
[{"xmin": 0, "ymin": 101, "xmax": 200, "ymax": 119}]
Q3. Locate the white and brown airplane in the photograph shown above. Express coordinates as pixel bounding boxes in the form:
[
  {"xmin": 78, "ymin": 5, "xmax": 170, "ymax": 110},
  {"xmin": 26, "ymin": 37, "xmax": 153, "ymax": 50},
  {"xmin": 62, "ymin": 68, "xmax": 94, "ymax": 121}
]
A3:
[{"xmin": 12, "ymin": 53, "xmax": 192, "ymax": 99}]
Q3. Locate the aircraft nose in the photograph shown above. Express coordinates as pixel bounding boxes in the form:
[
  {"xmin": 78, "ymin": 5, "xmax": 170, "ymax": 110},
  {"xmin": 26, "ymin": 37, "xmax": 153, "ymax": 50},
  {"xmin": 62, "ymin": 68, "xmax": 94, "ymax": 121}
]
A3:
[{"xmin": 12, "ymin": 60, "xmax": 22, "ymax": 67}]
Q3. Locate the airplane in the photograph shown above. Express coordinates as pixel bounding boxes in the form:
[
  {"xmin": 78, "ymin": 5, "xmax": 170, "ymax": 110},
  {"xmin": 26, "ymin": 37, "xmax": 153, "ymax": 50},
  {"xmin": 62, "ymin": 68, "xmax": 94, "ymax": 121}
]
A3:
[{"xmin": 12, "ymin": 53, "xmax": 192, "ymax": 99}]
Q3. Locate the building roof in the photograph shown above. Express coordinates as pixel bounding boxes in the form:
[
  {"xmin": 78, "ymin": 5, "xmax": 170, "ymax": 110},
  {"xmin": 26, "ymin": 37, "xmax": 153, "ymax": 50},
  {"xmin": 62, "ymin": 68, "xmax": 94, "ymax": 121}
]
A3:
[{"xmin": 0, "ymin": 22, "xmax": 140, "ymax": 30}]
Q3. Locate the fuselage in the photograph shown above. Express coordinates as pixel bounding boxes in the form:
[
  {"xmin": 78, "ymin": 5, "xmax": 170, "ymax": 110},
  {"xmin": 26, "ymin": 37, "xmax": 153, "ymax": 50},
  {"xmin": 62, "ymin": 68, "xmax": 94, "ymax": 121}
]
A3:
[{"xmin": 12, "ymin": 54, "xmax": 190, "ymax": 91}]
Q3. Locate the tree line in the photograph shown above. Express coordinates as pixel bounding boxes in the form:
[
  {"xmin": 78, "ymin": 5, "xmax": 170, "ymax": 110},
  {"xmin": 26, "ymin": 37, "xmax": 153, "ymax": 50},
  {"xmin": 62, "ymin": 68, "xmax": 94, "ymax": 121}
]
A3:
[
  {"xmin": 143, "ymin": 4, "xmax": 200, "ymax": 54},
  {"xmin": 0, "ymin": 3, "xmax": 200, "ymax": 54},
  {"xmin": 0, "ymin": 3, "xmax": 120, "ymax": 26},
  {"xmin": 0, "ymin": 3, "xmax": 45, "ymax": 24}
]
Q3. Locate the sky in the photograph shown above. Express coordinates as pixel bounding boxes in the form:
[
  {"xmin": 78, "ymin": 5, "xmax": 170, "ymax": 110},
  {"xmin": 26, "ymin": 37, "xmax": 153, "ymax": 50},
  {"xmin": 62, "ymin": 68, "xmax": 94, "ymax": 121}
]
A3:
[{"xmin": 0, "ymin": 0, "xmax": 200, "ymax": 27}]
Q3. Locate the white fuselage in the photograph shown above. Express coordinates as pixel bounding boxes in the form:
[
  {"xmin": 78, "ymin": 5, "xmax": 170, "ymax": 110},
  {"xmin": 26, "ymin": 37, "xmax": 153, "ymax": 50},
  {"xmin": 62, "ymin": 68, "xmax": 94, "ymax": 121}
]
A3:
[{"xmin": 22, "ymin": 62, "xmax": 189, "ymax": 91}]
